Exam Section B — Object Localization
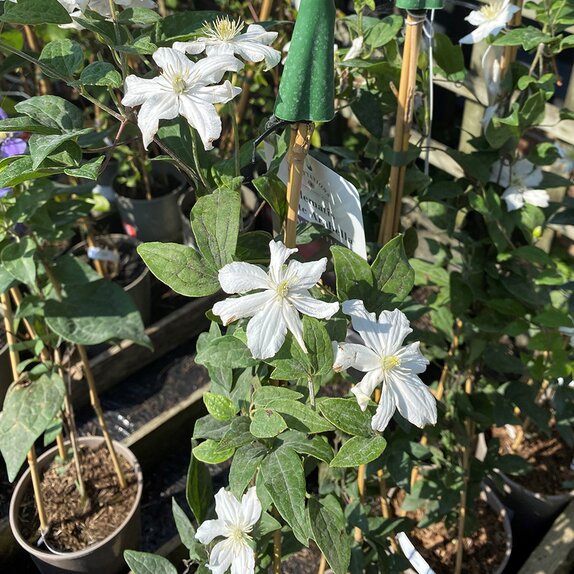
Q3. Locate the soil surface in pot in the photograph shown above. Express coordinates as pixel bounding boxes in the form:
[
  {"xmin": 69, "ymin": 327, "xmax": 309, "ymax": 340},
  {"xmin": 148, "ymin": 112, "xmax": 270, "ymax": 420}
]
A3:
[
  {"xmin": 18, "ymin": 443, "xmax": 138, "ymax": 553},
  {"xmin": 0, "ymin": 322, "xmax": 6, "ymax": 347},
  {"xmin": 282, "ymin": 543, "xmax": 322, "ymax": 574},
  {"xmin": 395, "ymin": 493, "xmax": 507, "ymax": 574},
  {"xmin": 74, "ymin": 235, "xmax": 146, "ymax": 289},
  {"xmin": 494, "ymin": 426, "xmax": 574, "ymax": 495}
]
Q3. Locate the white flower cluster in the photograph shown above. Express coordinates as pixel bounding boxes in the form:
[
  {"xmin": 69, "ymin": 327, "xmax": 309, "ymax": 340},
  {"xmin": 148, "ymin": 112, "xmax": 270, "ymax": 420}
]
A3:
[
  {"xmin": 121, "ymin": 17, "xmax": 281, "ymax": 150},
  {"xmin": 214, "ymin": 240, "xmax": 438, "ymax": 434}
]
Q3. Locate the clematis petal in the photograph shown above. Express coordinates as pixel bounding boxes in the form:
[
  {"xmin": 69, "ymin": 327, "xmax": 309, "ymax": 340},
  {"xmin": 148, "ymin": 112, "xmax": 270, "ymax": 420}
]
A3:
[
  {"xmin": 192, "ymin": 81, "xmax": 242, "ymax": 105},
  {"xmin": 459, "ymin": 22, "xmax": 497, "ymax": 44},
  {"xmin": 152, "ymin": 46, "xmax": 194, "ymax": 77},
  {"xmin": 230, "ymin": 541, "xmax": 255, "ymax": 574},
  {"xmin": 284, "ymin": 258, "xmax": 327, "ymax": 289},
  {"xmin": 241, "ymin": 24, "xmax": 278, "ymax": 45},
  {"xmin": 212, "ymin": 291, "xmax": 274, "ymax": 326},
  {"xmin": 377, "ymin": 309, "xmax": 413, "ymax": 355},
  {"xmin": 388, "ymin": 371, "xmax": 437, "ymax": 429},
  {"xmin": 208, "ymin": 539, "xmax": 235, "ymax": 574},
  {"xmin": 342, "ymin": 299, "xmax": 389, "ymax": 353},
  {"xmin": 282, "ymin": 300, "xmax": 306, "ymax": 352},
  {"xmin": 246, "ymin": 300, "xmax": 287, "ymax": 360},
  {"xmin": 240, "ymin": 486, "xmax": 262, "ymax": 529},
  {"xmin": 178, "ymin": 97, "xmax": 222, "ymax": 151},
  {"xmin": 465, "ymin": 10, "xmax": 486, "ymax": 26},
  {"xmin": 396, "ymin": 342, "xmax": 429, "ymax": 375},
  {"xmin": 195, "ymin": 518, "xmax": 227, "ymax": 544},
  {"xmin": 218, "ymin": 262, "xmax": 270, "ymax": 293},
  {"xmin": 122, "ymin": 75, "xmax": 164, "ymax": 108},
  {"xmin": 290, "ymin": 292, "xmax": 339, "ymax": 320},
  {"xmin": 232, "ymin": 40, "xmax": 281, "ymax": 71},
  {"xmin": 268, "ymin": 240, "xmax": 298, "ymax": 284},
  {"xmin": 333, "ymin": 342, "xmax": 381, "ymax": 372},
  {"xmin": 370, "ymin": 382, "xmax": 396, "ymax": 432},
  {"xmin": 172, "ymin": 40, "xmax": 207, "ymax": 54},
  {"xmin": 490, "ymin": 160, "xmax": 511, "ymax": 187},
  {"xmin": 190, "ymin": 54, "xmax": 243, "ymax": 87},
  {"xmin": 205, "ymin": 43, "xmax": 238, "ymax": 58},
  {"xmin": 136, "ymin": 92, "xmax": 179, "ymax": 149},
  {"xmin": 501, "ymin": 186, "xmax": 525, "ymax": 211},
  {"xmin": 0, "ymin": 137, "xmax": 27, "ymax": 158},
  {"xmin": 215, "ymin": 487, "xmax": 242, "ymax": 524},
  {"xmin": 523, "ymin": 188, "xmax": 549, "ymax": 208},
  {"xmin": 351, "ymin": 368, "xmax": 384, "ymax": 411}
]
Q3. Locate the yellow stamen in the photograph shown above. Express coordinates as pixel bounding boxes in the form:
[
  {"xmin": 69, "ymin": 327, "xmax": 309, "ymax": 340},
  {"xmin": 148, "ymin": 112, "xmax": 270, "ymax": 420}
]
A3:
[
  {"xmin": 481, "ymin": 0, "xmax": 505, "ymax": 20},
  {"xmin": 203, "ymin": 16, "xmax": 244, "ymax": 42},
  {"xmin": 172, "ymin": 75, "xmax": 186, "ymax": 95},
  {"xmin": 381, "ymin": 356, "xmax": 401, "ymax": 371}
]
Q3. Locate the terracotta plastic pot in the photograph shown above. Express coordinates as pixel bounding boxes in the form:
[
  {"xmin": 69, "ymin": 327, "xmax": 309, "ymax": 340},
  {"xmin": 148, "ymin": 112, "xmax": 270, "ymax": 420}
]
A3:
[
  {"xmin": 9, "ymin": 437, "xmax": 143, "ymax": 574},
  {"xmin": 70, "ymin": 234, "xmax": 151, "ymax": 326}
]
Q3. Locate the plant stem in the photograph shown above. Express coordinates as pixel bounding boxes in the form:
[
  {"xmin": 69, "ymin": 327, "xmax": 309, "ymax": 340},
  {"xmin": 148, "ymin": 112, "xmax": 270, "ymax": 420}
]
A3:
[
  {"xmin": 378, "ymin": 11, "xmax": 424, "ymax": 245},
  {"xmin": 135, "ymin": 139, "xmax": 153, "ymax": 201},
  {"xmin": 231, "ymin": 103, "xmax": 241, "ymax": 177},
  {"xmin": 273, "ymin": 507, "xmax": 282, "ymax": 574},
  {"xmin": 191, "ymin": 129, "xmax": 211, "ymax": 195},
  {"xmin": 1, "ymin": 292, "xmax": 49, "ymax": 533},
  {"xmin": 285, "ymin": 123, "xmax": 314, "ymax": 248},
  {"xmin": 454, "ymin": 373, "xmax": 475, "ymax": 574}
]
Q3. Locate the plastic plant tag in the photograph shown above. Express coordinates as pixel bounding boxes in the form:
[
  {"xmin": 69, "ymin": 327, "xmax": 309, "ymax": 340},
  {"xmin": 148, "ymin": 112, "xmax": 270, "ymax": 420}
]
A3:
[
  {"xmin": 396, "ymin": 0, "xmax": 444, "ymax": 9},
  {"xmin": 397, "ymin": 532, "xmax": 436, "ymax": 574},
  {"xmin": 87, "ymin": 246, "xmax": 121, "ymax": 263},
  {"xmin": 265, "ymin": 143, "xmax": 367, "ymax": 259},
  {"xmin": 274, "ymin": 0, "xmax": 336, "ymax": 122}
]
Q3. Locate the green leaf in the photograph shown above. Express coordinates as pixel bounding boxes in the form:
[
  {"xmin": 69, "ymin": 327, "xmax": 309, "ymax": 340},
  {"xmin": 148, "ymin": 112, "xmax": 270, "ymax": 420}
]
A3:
[
  {"xmin": 117, "ymin": 6, "xmax": 161, "ymax": 25},
  {"xmin": 350, "ymin": 90, "xmax": 386, "ymax": 139},
  {"xmin": 124, "ymin": 551, "xmax": 177, "ymax": 574},
  {"xmin": 330, "ymin": 435, "xmax": 387, "ymax": 468},
  {"xmin": 203, "ymin": 392, "xmax": 238, "ymax": 421},
  {"xmin": 250, "ymin": 408, "xmax": 287, "ymax": 438},
  {"xmin": 218, "ymin": 416, "xmax": 253, "ymax": 450},
  {"xmin": 331, "ymin": 246, "xmax": 374, "ymax": 303},
  {"xmin": 137, "ymin": 242, "xmax": 219, "ymax": 297},
  {"xmin": 0, "ymin": 373, "xmax": 65, "ymax": 481},
  {"xmin": 0, "ymin": 156, "xmax": 62, "ymax": 189},
  {"xmin": 317, "ymin": 398, "xmax": 372, "ymax": 437},
  {"xmin": 278, "ymin": 430, "xmax": 334, "ymax": 463},
  {"xmin": 0, "ymin": 0, "xmax": 72, "ymax": 24},
  {"xmin": 1, "ymin": 237, "xmax": 36, "ymax": 285},
  {"xmin": 80, "ymin": 62, "xmax": 122, "ymax": 88},
  {"xmin": 28, "ymin": 129, "xmax": 92, "ymax": 169},
  {"xmin": 193, "ymin": 439, "xmax": 235, "ymax": 464},
  {"xmin": 39, "ymin": 39, "xmax": 83, "ymax": 78},
  {"xmin": 265, "ymin": 398, "xmax": 334, "ymax": 434},
  {"xmin": 229, "ymin": 443, "xmax": 267, "ymax": 498},
  {"xmin": 186, "ymin": 442, "xmax": 214, "ymax": 523},
  {"xmin": 191, "ymin": 187, "xmax": 241, "ymax": 270},
  {"xmin": 252, "ymin": 386, "xmax": 304, "ymax": 406},
  {"xmin": 302, "ymin": 316, "xmax": 334, "ymax": 377},
  {"xmin": 64, "ymin": 156, "xmax": 105, "ymax": 180},
  {"xmin": 493, "ymin": 26, "xmax": 553, "ymax": 50},
  {"xmin": 371, "ymin": 234, "xmax": 414, "ymax": 304},
  {"xmin": 0, "ymin": 116, "xmax": 59, "ymax": 135},
  {"xmin": 308, "ymin": 498, "xmax": 351, "ymax": 574},
  {"xmin": 44, "ymin": 279, "xmax": 151, "ymax": 349},
  {"xmin": 196, "ymin": 336, "xmax": 257, "ymax": 369},
  {"xmin": 171, "ymin": 498, "xmax": 196, "ymax": 552},
  {"xmin": 364, "ymin": 15, "xmax": 403, "ymax": 48},
  {"xmin": 16, "ymin": 96, "xmax": 83, "ymax": 131},
  {"xmin": 252, "ymin": 174, "xmax": 288, "ymax": 221},
  {"xmin": 261, "ymin": 447, "xmax": 309, "ymax": 544}
]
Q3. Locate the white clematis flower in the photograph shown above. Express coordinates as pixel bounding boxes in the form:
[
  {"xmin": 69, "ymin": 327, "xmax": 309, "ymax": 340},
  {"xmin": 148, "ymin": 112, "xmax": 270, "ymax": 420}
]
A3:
[
  {"xmin": 559, "ymin": 326, "xmax": 574, "ymax": 347},
  {"xmin": 173, "ymin": 17, "xmax": 281, "ymax": 71},
  {"xmin": 334, "ymin": 300, "xmax": 437, "ymax": 433},
  {"xmin": 490, "ymin": 158, "xmax": 550, "ymax": 211},
  {"xmin": 57, "ymin": 0, "xmax": 155, "ymax": 28},
  {"xmin": 459, "ymin": 0, "xmax": 520, "ymax": 44},
  {"xmin": 196, "ymin": 487, "xmax": 261, "ymax": 574},
  {"xmin": 122, "ymin": 48, "xmax": 243, "ymax": 150},
  {"xmin": 213, "ymin": 240, "xmax": 339, "ymax": 360}
]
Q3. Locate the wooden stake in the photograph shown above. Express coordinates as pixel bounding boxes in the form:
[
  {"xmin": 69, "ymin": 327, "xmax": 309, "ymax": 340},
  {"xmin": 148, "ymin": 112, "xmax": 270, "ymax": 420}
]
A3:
[
  {"xmin": 354, "ymin": 462, "xmax": 367, "ymax": 543},
  {"xmin": 318, "ymin": 555, "xmax": 327, "ymax": 574},
  {"xmin": 454, "ymin": 372, "xmax": 475, "ymax": 574},
  {"xmin": 272, "ymin": 507, "xmax": 282, "ymax": 574},
  {"xmin": 378, "ymin": 11, "xmax": 425, "ymax": 245},
  {"xmin": 500, "ymin": 0, "xmax": 524, "ymax": 80},
  {"xmin": 284, "ymin": 123, "xmax": 313, "ymax": 248},
  {"xmin": 22, "ymin": 25, "xmax": 50, "ymax": 96},
  {"xmin": 1, "ymin": 292, "xmax": 48, "ymax": 533}
]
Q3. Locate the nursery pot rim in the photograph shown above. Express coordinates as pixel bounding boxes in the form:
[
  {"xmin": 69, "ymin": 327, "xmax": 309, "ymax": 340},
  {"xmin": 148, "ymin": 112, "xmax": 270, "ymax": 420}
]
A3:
[
  {"xmin": 494, "ymin": 468, "xmax": 574, "ymax": 502},
  {"xmin": 9, "ymin": 436, "xmax": 143, "ymax": 562},
  {"xmin": 482, "ymin": 483, "xmax": 513, "ymax": 574}
]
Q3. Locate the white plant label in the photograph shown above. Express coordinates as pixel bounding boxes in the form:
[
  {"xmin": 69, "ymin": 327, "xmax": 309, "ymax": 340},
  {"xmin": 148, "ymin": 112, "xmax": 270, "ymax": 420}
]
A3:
[
  {"xmin": 87, "ymin": 246, "xmax": 120, "ymax": 263},
  {"xmin": 397, "ymin": 532, "xmax": 436, "ymax": 574},
  {"xmin": 265, "ymin": 143, "xmax": 367, "ymax": 260}
]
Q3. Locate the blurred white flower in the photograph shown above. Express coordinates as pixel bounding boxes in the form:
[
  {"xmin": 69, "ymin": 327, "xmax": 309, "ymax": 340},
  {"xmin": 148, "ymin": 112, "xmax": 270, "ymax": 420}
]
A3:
[
  {"xmin": 334, "ymin": 300, "xmax": 437, "ymax": 433},
  {"xmin": 559, "ymin": 326, "xmax": 574, "ymax": 347},
  {"xmin": 174, "ymin": 17, "xmax": 280, "ymax": 71},
  {"xmin": 213, "ymin": 240, "xmax": 339, "ymax": 360},
  {"xmin": 490, "ymin": 158, "xmax": 550, "ymax": 211},
  {"xmin": 459, "ymin": 0, "xmax": 520, "ymax": 44},
  {"xmin": 196, "ymin": 487, "xmax": 261, "ymax": 574},
  {"xmin": 343, "ymin": 37, "xmax": 364, "ymax": 61},
  {"xmin": 122, "ymin": 48, "xmax": 242, "ymax": 150},
  {"xmin": 58, "ymin": 0, "xmax": 155, "ymax": 27}
]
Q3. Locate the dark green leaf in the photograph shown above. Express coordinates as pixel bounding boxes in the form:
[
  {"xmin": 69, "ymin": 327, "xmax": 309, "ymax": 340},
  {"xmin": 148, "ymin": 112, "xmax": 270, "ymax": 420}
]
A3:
[
  {"xmin": 186, "ymin": 441, "xmax": 214, "ymax": 523},
  {"xmin": 330, "ymin": 435, "xmax": 387, "ymax": 467}
]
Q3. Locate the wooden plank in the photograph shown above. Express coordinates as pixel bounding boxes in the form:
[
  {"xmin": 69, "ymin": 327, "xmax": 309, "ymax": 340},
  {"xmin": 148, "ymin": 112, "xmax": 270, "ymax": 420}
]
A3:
[
  {"xmin": 518, "ymin": 501, "xmax": 574, "ymax": 574},
  {"xmin": 71, "ymin": 294, "xmax": 220, "ymax": 408}
]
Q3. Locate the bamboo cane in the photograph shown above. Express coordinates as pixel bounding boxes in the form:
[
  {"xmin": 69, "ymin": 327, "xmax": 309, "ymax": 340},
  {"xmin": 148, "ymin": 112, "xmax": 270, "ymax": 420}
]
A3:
[
  {"xmin": 22, "ymin": 25, "xmax": 50, "ymax": 96},
  {"xmin": 235, "ymin": 0, "xmax": 275, "ymax": 124},
  {"xmin": 499, "ymin": 0, "xmax": 524, "ymax": 80},
  {"xmin": 454, "ymin": 373, "xmax": 475, "ymax": 574},
  {"xmin": 272, "ymin": 507, "xmax": 282, "ymax": 574},
  {"xmin": 1, "ymin": 292, "xmax": 49, "ymax": 533},
  {"xmin": 378, "ymin": 11, "xmax": 425, "ymax": 245},
  {"xmin": 284, "ymin": 123, "xmax": 313, "ymax": 248}
]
